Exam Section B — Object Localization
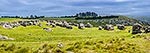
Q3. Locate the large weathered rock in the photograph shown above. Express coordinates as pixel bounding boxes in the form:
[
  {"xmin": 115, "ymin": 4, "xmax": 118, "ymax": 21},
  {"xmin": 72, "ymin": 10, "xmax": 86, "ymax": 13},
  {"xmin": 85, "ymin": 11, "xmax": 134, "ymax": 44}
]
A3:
[
  {"xmin": 144, "ymin": 36, "xmax": 150, "ymax": 40},
  {"xmin": 132, "ymin": 23, "xmax": 142, "ymax": 34},
  {"xmin": 0, "ymin": 35, "xmax": 14, "ymax": 40},
  {"xmin": 63, "ymin": 22, "xmax": 69, "ymax": 27},
  {"xmin": 3, "ymin": 24, "xmax": 13, "ymax": 29},
  {"xmin": 98, "ymin": 26, "xmax": 103, "ymax": 30},
  {"xmin": 20, "ymin": 21, "xmax": 31, "ymax": 27},
  {"xmin": 85, "ymin": 23, "xmax": 93, "ymax": 28},
  {"xmin": 52, "ymin": 23, "xmax": 56, "ymax": 28},
  {"xmin": 38, "ymin": 23, "xmax": 42, "ymax": 27},
  {"xmin": 117, "ymin": 24, "xmax": 126, "ymax": 30},
  {"xmin": 62, "ymin": 21, "xmax": 72, "ymax": 29},
  {"xmin": 46, "ymin": 23, "xmax": 51, "ymax": 26},
  {"xmin": 144, "ymin": 26, "xmax": 150, "ymax": 33},
  {"xmin": 43, "ymin": 28, "xmax": 51, "ymax": 32},
  {"xmin": 73, "ymin": 23, "xmax": 78, "ymax": 26},
  {"xmin": 56, "ymin": 22, "xmax": 63, "ymax": 27},
  {"xmin": 104, "ymin": 24, "xmax": 114, "ymax": 30},
  {"xmin": 68, "ymin": 22, "xmax": 73, "ymax": 25},
  {"xmin": 0, "ymin": 35, "xmax": 8, "ymax": 40},
  {"xmin": 78, "ymin": 23, "xmax": 85, "ymax": 29},
  {"xmin": 32, "ymin": 22, "xmax": 37, "ymax": 25},
  {"xmin": 57, "ymin": 43, "xmax": 64, "ymax": 48},
  {"xmin": 66, "ymin": 25, "xmax": 73, "ymax": 29}
]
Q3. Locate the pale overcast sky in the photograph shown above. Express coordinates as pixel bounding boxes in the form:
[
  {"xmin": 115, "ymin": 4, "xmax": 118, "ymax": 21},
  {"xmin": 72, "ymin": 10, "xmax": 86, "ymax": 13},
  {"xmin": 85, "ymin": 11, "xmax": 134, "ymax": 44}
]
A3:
[{"xmin": 0, "ymin": 0, "xmax": 150, "ymax": 16}]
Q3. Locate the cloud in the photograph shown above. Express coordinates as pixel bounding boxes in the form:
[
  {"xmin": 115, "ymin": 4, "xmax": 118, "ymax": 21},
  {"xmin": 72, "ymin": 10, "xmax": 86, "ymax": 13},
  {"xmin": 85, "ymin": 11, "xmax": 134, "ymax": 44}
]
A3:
[
  {"xmin": 0, "ymin": 0, "xmax": 150, "ymax": 16},
  {"xmin": 114, "ymin": 0, "xmax": 135, "ymax": 2}
]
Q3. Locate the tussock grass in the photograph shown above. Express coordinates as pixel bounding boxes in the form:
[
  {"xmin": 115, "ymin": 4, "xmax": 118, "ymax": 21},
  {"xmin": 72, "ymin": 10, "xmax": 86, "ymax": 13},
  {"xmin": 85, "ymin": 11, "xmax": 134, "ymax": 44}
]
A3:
[
  {"xmin": 0, "ymin": 18, "xmax": 23, "ymax": 22},
  {"xmin": 0, "ymin": 18, "xmax": 150, "ymax": 53}
]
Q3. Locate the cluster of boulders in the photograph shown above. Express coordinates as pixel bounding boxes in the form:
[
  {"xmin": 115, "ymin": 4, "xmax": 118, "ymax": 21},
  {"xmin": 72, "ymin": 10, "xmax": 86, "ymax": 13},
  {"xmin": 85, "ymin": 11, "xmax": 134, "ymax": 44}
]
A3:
[
  {"xmin": 0, "ymin": 20, "xmax": 40, "ymax": 29},
  {"xmin": 131, "ymin": 23, "xmax": 150, "ymax": 34},
  {"xmin": 46, "ymin": 20, "xmax": 94, "ymax": 29},
  {"xmin": 0, "ymin": 35, "xmax": 14, "ymax": 40},
  {"xmin": 77, "ymin": 18, "xmax": 150, "ymax": 26},
  {"xmin": 98, "ymin": 24, "xmax": 114, "ymax": 30},
  {"xmin": 47, "ymin": 20, "xmax": 73, "ymax": 29},
  {"xmin": 97, "ymin": 24, "xmax": 115, "ymax": 30},
  {"xmin": 1, "ymin": 19, "xmax": 150, "ymax": 35},
  {"xmin": 103, "ymin": 24, "xmax": 114, "ymax": 30},
  {"xmin": 97, "ymin": 24, "xmax": 127, "ymax": 31},
  {"xmin": 18, "ymin": 20, "xmax": 40, "ymax": 27},
  {"xmin": 0, "ymin": 22, "xmax": 19, "ymax": 29},
  {"xmin": 46, "ymin": 20, "xmax": 56, "ymax": 27},
  {"xmin": 0, "ymin": 19, "xmax": 127, "ymax": 31},
  {"xmin": 144, "ymin": 26, "xmax": 150, "ymax": 33}
]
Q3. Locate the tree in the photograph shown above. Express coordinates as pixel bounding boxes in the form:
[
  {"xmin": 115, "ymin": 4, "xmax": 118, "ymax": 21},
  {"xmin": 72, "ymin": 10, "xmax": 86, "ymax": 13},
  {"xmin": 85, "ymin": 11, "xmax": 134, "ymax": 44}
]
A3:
[
  {"xmin": 75, "ymin": 12, "xmax": 98, "ymax": 17},
  {"xmin": 30, "ymin": 15, "xmax": 34, "ymax": 18},
  {"xmin": 34, "ymin": 15, "xmax": 38, "ymax": 18}
]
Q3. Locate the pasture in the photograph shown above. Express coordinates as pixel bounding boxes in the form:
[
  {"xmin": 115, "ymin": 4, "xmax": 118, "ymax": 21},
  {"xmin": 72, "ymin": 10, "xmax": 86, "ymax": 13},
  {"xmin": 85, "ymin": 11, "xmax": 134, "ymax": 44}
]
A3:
[
  {"xmin": 0, "ymin": 18, "xmax": 150, "ymax": 53},
  {"xmin": 0, "ymin": 18, "xmax": 23, "ymax": 22}
]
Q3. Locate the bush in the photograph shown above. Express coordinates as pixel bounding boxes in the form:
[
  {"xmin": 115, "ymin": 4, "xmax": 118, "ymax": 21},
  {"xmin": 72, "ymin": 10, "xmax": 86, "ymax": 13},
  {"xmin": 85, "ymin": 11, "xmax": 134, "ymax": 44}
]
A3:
[
  {"xmin": 15, "ymin": 48, "xmax": 29, "ymax": 53},
  {"xmin": 5, "ymin": 44, "xmax": 16, "ymax": 51}
]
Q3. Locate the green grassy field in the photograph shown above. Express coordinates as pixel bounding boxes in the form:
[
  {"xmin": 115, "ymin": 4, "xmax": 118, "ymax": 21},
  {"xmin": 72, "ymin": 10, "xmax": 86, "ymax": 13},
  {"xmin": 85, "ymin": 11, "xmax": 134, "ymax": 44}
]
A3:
[
  {"xmin": 0, "ymin": 18, "xmax": 23, "ymax": 22},
  {"xmin": 0, "ymin": 18, "xmax": 150, "ymax": 53}
]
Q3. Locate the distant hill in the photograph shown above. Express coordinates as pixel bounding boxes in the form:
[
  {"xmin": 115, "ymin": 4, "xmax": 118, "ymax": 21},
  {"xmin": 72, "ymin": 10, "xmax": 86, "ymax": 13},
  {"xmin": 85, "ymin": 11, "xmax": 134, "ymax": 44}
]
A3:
[{"xmin": 128, "ymin": 16, "xmax": 150, "ymax": 23}]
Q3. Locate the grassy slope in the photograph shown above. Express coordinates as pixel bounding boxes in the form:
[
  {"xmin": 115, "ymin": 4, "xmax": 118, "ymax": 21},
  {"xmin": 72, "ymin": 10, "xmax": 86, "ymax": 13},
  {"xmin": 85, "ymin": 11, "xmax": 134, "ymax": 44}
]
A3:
[
  {"xmin": 0, "ymin": 18, "xmax": 23, "ymax": 22},
  {"xmin": 0, "ymin": 18, "xmax": 150, "ymax": 53},
  {"xmin": 39, "ymin": 16, "xmax": 139, "ymax": 26}
]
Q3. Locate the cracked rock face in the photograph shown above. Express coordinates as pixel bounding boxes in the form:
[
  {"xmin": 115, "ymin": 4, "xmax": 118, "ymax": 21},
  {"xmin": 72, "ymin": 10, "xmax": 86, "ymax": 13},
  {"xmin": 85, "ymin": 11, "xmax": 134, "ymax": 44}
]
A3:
[
  {"xmin": 132, "ymin": 23, "xmax": 143, "ymax": 34},
  {"xmin": 117, "ymin": 24, "xmax": 126, "ymax": 30}
]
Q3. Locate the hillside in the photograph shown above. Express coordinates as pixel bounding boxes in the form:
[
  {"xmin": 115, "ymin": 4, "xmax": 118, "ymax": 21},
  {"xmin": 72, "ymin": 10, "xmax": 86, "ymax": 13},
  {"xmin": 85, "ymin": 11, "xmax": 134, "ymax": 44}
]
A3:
[
  {"xmin": 39, "ymin": 15, "xmax": 149, "ymax": 26},
  {"xmin": 0, "ymin": 18, "xmax": 23, "ymax": 22},
  {"xmin": 130, "ymin": 16, "xmax": 150, "ymax": 23},
  {"xmin": 0, "ymin": 18, "xmax": 150, "ymax": 53}
]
